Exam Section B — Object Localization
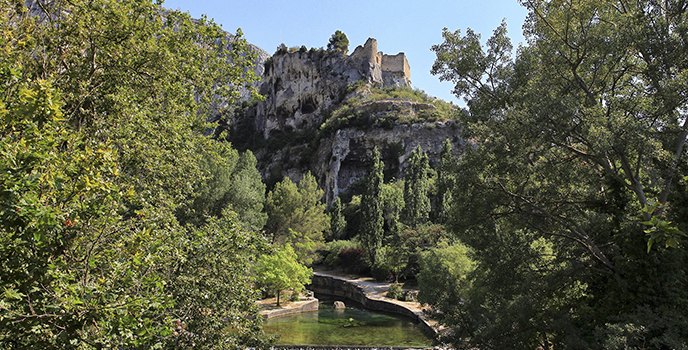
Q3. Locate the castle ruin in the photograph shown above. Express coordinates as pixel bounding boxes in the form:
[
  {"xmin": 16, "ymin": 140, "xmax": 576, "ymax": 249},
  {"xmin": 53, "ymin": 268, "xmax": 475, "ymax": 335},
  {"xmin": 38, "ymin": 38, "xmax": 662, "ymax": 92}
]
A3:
[{"xmin": 349, "ymin": 38, "xmax": 411, "ymax": 88}]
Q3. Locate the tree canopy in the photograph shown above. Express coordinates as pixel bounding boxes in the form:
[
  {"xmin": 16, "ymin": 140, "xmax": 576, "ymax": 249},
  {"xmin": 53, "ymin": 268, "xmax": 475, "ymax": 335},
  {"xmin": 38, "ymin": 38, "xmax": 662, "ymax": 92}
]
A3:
[
  {"xmin": 0, "ymin": 1, "xmax": 268, "ymax": 348},
  {"xmin": 266, "ymin": 172, "xmax": 330, "ymax": 264},
  {"xmin": 431, "ymin": 0, "xmax": 688, "ymax": 348},
  {"xmin": 327, "ymin": 30, "xmax": 350, "ymax": 54},
  {"xmin": 255, "ymin": 245, "xmax": 312, "ymax": 307},
  {"xmin": 360, "ymin": 147, "xmax": 385, "ymax": 265}
]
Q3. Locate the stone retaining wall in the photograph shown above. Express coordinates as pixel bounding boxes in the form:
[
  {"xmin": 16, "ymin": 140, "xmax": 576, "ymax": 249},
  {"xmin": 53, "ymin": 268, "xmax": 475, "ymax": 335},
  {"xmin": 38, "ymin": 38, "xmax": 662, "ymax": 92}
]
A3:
[
  {"xmin": 271, "ymin": 346, "xmax": 427, "ymax": 350},
  {"xmin": 260, "ymin": 298, "xmax": 319, "ymax": 319},
  {"xmin": 308, "ymin": 274, "xmax": 437, "ymax": 338}
]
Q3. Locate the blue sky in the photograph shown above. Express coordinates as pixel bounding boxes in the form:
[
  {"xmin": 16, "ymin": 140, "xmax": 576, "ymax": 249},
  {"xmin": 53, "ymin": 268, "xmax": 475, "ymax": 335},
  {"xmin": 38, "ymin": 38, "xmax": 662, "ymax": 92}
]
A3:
[{"xmin": 163, "ymin": 1, "xmax": 528, "ymax": 104}]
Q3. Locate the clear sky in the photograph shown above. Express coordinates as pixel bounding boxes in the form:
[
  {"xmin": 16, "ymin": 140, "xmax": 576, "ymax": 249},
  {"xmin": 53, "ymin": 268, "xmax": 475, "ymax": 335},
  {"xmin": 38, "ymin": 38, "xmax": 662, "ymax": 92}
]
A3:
[{"xmin": 162, "ymin": 0, "xmax": 528, "ymax": 104}]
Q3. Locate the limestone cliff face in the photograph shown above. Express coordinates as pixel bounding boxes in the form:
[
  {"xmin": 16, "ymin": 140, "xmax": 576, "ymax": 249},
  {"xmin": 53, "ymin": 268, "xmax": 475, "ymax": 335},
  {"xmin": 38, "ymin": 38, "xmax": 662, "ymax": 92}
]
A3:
[
  {"xmin": 255, "ymin": 38, "xmax": 411, "ymax": 139},
  {"xmin": 231, "ymin": 38, "xmax": 463, "ymax": 203}
]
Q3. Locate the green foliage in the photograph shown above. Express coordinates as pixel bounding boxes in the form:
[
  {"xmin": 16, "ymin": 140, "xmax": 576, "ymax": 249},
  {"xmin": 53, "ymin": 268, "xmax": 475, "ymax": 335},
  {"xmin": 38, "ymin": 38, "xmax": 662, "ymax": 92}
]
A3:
[
  {"xmin": 266, "ymin": 172, "xmax": 330, "ymax": 265},
  {"xmin": 360, "ymin": 148, "xmax": 385, "ymax": 265},
  {"xmin": 327, "ymin": 30, "xmax": 349, "ymax": 54},
  {"xmin": 225, "ymin": 151, "xmax": 268, "ymax": 231},
  {"xmin": 431, "ymin": 1, "xmax": 688, "ymax": 348},
  {"xmin": 386, "ymin": 283, "xmax": 404, "ymax": 300},
  {"xmin": 255, "ymin": 245, "xmax": 312, "ymax": 306},
  {"xmin": 417, "ymin": 242, "xmax": 475, "ymax": 308},
  {"xmin": 320, "ymin": 86, "xmax": 458, "ymax": 133},
  {"xmin": 403, "ymin": 146, "xmax": 431, "ymax": 226},
  {"xmin": 321, "ymin": 240, "xmax": 368, "ymax": 274},
  {"xmin": 398, "ymin": 223, "xmax": 452, "ymax": 278},
  {"xmin": 381, "ymin": 180, "xmax": 405, "ymax": 243},
  {"xmin": 169, "ymin": 212, "xmax": 269, "ymax": 348},
  {"xmin": 330, "ymin": 196, "xmax": 347, "ymax": 240},
  {"xmin": 0, "ymin": 1, "xmax": 267, "ymax": 348},
  {"xmin": 434, "ymin": 139, "xmax": 456, "ymax": 223},
  {"xmin": 371, "ymin": 245, "xmax": 408, "ymax": 282}
]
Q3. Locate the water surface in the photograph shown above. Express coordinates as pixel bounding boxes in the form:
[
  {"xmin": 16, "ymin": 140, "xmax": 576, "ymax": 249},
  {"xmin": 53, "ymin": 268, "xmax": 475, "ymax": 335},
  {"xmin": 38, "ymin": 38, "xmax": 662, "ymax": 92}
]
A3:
[{"xmin": 263, "ymin": 299, "xmax": 433, "ymax": 347}]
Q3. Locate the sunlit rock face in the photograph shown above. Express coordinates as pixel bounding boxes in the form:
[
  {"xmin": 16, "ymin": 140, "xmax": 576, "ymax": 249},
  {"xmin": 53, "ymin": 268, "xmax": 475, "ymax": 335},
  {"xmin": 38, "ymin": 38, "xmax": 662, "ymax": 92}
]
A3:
[{"xmin": 228, "ymin": 38, "xmax": 464, "ymax": 203}]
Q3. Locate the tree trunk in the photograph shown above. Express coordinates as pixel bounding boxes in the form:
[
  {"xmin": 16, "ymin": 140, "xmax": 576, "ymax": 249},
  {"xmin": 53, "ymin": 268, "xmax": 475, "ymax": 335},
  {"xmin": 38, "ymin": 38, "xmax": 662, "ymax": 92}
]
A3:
[{"xmin": 276, "ymin": 290, "xmax": 281, "ymax": 306}]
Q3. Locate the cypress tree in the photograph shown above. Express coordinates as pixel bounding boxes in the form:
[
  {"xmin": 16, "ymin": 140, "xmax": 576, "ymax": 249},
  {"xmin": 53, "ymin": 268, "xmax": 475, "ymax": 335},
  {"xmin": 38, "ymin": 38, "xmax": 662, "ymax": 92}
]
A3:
[
  {"xmin": 435, "ymin": 139, "xmax": 455, "ymax": 223},
  {"xmin": 403, "ymin": 145, "xmax": 431, "ymax": 226},
  {"xmin": 330, "ymin": 196, "xmax": 346, "ymax": 240},
  {"xmin": 360, "ymin": 147, "xmax": 385, "ymax": 265}
]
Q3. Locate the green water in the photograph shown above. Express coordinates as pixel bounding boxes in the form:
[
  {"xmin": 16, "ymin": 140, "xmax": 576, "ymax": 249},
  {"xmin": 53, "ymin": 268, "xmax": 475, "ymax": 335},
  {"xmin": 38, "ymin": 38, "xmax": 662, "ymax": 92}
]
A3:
[{"xmin": 263, "ymin": 300, "xmax": 433, "ymax": 347}]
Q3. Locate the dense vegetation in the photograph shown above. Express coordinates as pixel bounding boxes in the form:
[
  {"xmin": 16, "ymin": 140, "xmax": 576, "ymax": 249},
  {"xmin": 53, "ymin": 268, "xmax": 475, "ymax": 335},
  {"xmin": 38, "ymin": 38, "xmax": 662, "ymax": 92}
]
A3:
[
  {"xmin": 320, "ymin": 85, "xmax": 458, "ymax": 133},
  {"xmin": 3, "ymin": 0, "xmax": 686, "ymax": 349},
  {"xmin": 0, "ymin": 1, "xmax": 275, "ymax": 348},
  {"xmin": 426, "ymin": 0, "xmax": 688, "ymax": 348}
]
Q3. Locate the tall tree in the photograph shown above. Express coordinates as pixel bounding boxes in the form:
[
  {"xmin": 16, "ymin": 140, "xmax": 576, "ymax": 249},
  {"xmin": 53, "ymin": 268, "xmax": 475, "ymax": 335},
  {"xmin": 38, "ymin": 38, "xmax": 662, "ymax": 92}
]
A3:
[
  {"xmin": 403, "ymin": 145, "xmax": 431, "ymax": 226},
  {"xmin": 382, "ymin": 180, "xmax": 405, "ymax": 243},
  {"xmin": 0, "ymin": 1, "xmax": 267, "ymax": 348},
  {"xmin": 226, "ymin": 150, "xmax": 268, "ymax": 231},
  {"xmin": 330, "ymin": 196, "xmax": 347, "ymax": 240},
  {"xmin": 255, "ymin": 245, "xmax": 312, "ymax": 307},
  {"xmin": 266, "ymin": 172, "xmax": 329, "ymax": 264},
  {"xmin": 327, "ymin": 30, "xmax": 350, "ymax": 54},
  {"xmin": 360, "ymin": 147, "xmax": 385, "ymax": 265},
  {"xmin": 431, "ymin": 1, "xmax": 688, "ymax": 348},
  {"xmin": 435, "ymin": 139, "xmax": 455, "ymax": 223}
]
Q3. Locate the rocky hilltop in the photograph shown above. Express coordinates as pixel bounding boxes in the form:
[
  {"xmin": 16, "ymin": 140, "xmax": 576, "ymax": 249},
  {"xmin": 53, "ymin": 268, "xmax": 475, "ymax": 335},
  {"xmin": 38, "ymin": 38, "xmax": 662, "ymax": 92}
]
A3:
[{"xmin": 229, "ymin": 38, "xmax": 464, "ymax": 203}]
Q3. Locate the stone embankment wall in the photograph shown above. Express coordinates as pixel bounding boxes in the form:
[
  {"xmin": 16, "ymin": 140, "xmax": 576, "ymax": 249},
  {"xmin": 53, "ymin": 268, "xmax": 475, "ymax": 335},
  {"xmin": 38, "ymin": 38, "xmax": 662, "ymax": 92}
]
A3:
[
  {"xmin": 308, "ymin": 274, "xmax": 437, "ymax": 338},
  {"xmin": 260, "ymin": 298, "xmax": 319, "ymax": 319},
  {"xmin": 271, "ymin": 346, "xmax": 429, "ymax": 350}
]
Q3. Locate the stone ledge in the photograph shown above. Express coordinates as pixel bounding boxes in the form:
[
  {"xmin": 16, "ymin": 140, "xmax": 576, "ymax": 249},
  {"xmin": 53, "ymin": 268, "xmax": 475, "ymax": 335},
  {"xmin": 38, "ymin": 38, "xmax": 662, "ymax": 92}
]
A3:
[
  {"xmin": 259, "ymin": 298, "xmax": 319, "ymax": 319},
  {"xmin": 308, "ymin": 273, "xmax": 440, "ymax": 339}
]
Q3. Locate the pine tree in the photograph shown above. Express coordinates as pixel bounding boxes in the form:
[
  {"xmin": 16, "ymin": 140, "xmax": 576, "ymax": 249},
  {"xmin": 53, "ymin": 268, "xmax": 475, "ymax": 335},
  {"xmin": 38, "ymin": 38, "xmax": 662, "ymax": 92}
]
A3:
[
  {"xmin": 435, "ymin": 139, "xmax": 455, "ymax": 223},
  {"xmin": 327, "ymin": 30, "xmax": 349, "ymax": 54},
  {"xmin": 403, "ymin": 145, "xmax": 431, "ymax": 226},
  {"xmin": 360, "ymin": 147, "xmax": 385, "ymax": 265},
  {"xmin": 330, "ymin": 196, "xmax": 347, "ymax": 240}
]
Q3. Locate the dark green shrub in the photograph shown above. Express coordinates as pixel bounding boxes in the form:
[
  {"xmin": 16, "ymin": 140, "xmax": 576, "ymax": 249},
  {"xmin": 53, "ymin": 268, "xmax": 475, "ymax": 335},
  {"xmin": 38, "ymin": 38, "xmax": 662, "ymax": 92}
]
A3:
[{"xmin": 386, "ymin": 283, "xmax": 404, "ymax": 300}]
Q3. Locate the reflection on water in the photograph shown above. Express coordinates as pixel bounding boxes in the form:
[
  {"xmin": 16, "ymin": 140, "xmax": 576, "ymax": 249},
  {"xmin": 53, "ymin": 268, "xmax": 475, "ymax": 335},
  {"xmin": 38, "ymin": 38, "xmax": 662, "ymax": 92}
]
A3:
[{"xmin": 263, "ymin": 298, "xmax": 433, "ymax": 347}]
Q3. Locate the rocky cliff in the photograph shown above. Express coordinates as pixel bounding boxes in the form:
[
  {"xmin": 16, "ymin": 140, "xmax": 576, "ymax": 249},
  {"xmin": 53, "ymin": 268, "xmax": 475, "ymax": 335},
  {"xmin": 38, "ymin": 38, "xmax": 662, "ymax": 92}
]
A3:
[{"xmin": 229, "ymin": 38, "xmax": 464, "ymax": 203}]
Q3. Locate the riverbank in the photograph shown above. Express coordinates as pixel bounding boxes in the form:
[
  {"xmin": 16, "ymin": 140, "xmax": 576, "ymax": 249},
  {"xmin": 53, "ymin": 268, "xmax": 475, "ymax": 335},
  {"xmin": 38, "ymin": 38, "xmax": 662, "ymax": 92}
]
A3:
[{"xmin": 309, "ymin": 270, "xmax": 444, "ymax": 338}]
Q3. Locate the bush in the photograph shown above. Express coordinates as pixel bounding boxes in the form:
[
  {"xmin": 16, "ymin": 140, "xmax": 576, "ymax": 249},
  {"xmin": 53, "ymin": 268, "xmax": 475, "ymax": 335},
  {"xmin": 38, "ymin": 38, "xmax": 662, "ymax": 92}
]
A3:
[
  {"xmin": 417, "ymin": 242, "xmax": 475, "ymax": 307},
  {"xmin": 340, "ymin": 247, "xmax": 368, "ymax": 274},
  {"xmin": 289, "ymin": 289, "xmax": 300, "ymax": 302},
  {"xmin": 321, "ymin": 240, "xmax": 368, "ymax": 274},
  {"xmin": 386, "ymin": 283, "xmax": 404, "ymax": 300}
]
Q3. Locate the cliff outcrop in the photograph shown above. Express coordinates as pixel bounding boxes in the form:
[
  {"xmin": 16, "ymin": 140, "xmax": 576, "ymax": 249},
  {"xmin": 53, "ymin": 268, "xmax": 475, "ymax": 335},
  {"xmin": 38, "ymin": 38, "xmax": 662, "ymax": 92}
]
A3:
[{"xmin": 229, "ymin": 38, "xmax": 463, "ymax": 203}]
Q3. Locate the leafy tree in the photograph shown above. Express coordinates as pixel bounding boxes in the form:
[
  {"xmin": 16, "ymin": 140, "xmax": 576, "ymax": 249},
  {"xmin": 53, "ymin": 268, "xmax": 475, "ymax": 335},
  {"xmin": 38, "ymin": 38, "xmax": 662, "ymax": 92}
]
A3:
[
  {"xmin": 381, "ymin": 180, "xmax": 405, "ymax": 243},
  {"xmin": 399, "ymin": 223, "xmax": 452, "ymax": 278},
  {"xmin": 0, "ymin": 1, "xmax": 267, "ymax": 348},
  {"xmin": 255, "ymin": 245, "xmax": 312, "ymax": 306},
  {"xmin": 431, "ymin": 1, "xmax": 688, "ymax": 348},
  {"xmin": 327, "ymin": 30, "xmax": 349, "ymax": 54},
  {"xmin": 360, "ymin": 147, "xmax": 385, "ymax": 265},
  {"xmin": 225, "ymin": 150, "xmax": 268, "ymax": 231},
  {"xmin": 371, "ymin": 245, "xmax": 408, "ymax": 283},
  {"xmin": 343, "ymin": 195, "xmax": 362, "ymax": 239},
  {"xmin": 403, "ymin": 145, "xmax": 431, "ymax": 226},
  {"xmin": 266, "ymin": 172, "xmax": 330, "ymax": 264},
  {"xmin": 169, "ymin": 211, "xmax": 268, "ymax": 348},
  {"xmin": 330, "ymin": 196, "xmax": 347, "ymax": 240},
  {"xmin": 417, "ymin": 242, "xmax": 475, "ymax": 309},
  {"xmin": 435, "ymin": 139, "xmax": 455, "ymax": 223}
]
